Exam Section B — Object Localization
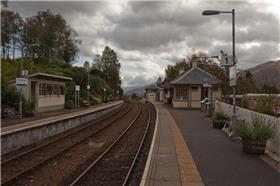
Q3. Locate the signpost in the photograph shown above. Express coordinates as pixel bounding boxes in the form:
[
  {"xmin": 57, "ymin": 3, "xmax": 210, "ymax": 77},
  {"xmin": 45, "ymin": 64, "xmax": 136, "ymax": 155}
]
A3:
[
  {"xmin": 75, "ymin": 85, "xmax": 80, "ymax": 108},
  {"xmin": 16, "ymin": 78, "xmax": 28, "ymax": 86}
]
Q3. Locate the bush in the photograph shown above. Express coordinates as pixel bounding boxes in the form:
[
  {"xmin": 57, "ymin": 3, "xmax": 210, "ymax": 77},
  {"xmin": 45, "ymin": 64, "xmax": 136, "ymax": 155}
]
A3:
[
  {"xmin": 65, "ymin": 100, "xmax": 75, "ymax": 109},
  {"xmin": 212, "ymin": 112, "xmax": 230, "ymax": 129},
  {"xmin": 213, "ymin": 112, "xmax": 230, "ymax": 121},
  {"xmin": 254, "ymin": 96, "xmax": 274, "ymax": 115},
  {"xmin": 23, "ymin": 101, "xmax": 35, "ymax": 117},
  {"xmin": 239, "ymin": 96, "xmax": 250, "ymax": 109},
  {"xmin": 235, "ymin": 117, "xmax": 275, "ymax": 140}
]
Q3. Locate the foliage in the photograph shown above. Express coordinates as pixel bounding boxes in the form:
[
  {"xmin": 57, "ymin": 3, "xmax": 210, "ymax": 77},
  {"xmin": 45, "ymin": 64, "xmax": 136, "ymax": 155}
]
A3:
[
  {"xmin": 235, "ymin": 117, "xmax": 275, "ymax": 140},
  {"xmin": 213, "ymin": 112, "xmax": 230, "ymax": 121},
  {"xmin": 1, "ymin": 9, "xmax": 80, "ymax": 64},
  {"xmin": 65, "ymin": 100, "xmax": 75, "ymax": 109},
  {"xmin": 262, "ymin": 84, "xmax": 279, "ymax": 94},
  {"xmin": 1, "ymin": 80, "xmax": 22, "ymax": 110},
  {"xmin": 23, "ymin": 101, "xmax": 35, "ymax": 113},
  {"xmin": 131, "ymin": 93, "xmax": 138, "ymax": 99},
  {"xmin": 1, "ymin": 10, "xmax": 24, "ymax": 59},
  {"xmin": 164, "ymin": 53, "xmax": 230, "ymax": 94},
  {"xmin": 24, "ymin": 10, "xmax": 80, "ymax": 63},
  {"xmin": 238, "ymin": 96, "xmax": 250, "ymax": 109},
  {"xmin": 236, "ymin": 73, "xmax": 257, "ymax": 94},
  {"xmin": 254, "ymin": 96, "xmax": 274, "ymax": 115}
]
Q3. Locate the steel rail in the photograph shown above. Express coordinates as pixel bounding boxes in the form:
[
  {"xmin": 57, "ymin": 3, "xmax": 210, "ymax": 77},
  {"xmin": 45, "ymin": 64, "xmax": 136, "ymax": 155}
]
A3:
[
  {"xmin": 2, "ymin": 102, "xmax": 127, "ymax": 165},
  {"xmin": 1, "ymin": 103, "xmax": 134, "ymax": 185},
  {"xmin": 122, "ymin": 103, "xmax": 151, "ymax": 186},
  {"xmin": 69, "ymin": 103, "xmax": 143, "ymax": 186}
]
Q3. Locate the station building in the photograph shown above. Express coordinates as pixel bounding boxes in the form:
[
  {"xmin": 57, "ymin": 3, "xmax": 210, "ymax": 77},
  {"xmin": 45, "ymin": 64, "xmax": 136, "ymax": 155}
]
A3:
[
  {"xmin": 14, "ymin": 73, "xmax": 72, "ymax": 112},
  {"xmin": 144, "ymin": 83, "xmax": 164, "ymax": 102},
  {"xmin": 163, "ymin": 62, "xmax": 222, "ymax": 109}
]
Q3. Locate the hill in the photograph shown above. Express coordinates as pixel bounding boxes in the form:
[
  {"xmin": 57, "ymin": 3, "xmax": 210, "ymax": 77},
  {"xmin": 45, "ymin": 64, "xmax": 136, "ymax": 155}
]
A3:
[{"xmin": 247, "ymin": 60, "xmax": 280, "ymax": 90}]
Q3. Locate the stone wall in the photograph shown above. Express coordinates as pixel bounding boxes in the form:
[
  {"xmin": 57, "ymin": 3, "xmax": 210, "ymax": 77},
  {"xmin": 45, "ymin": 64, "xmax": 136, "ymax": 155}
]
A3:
[{"xmin": 215, "ymin": 100, "xmax": 280, "ymax": 156}]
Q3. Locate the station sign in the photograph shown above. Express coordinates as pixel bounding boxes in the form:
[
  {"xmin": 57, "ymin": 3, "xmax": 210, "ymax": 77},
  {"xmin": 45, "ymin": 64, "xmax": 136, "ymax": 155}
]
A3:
[
  {"xmin": 229, "ymin": 66, "xmax": 237, "ymax": 87},
  {"xmin": 75, "ymin": 85, "xmax": 80, "ymax": 91},
  {"xmin": 16, "ymin": 78, "xmax": 28, "ymax": 86}
]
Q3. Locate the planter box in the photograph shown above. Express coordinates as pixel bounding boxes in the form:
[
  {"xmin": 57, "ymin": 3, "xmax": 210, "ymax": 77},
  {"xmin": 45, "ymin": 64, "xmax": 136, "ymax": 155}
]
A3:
[{"xmin": 242, "ymin": 139, "xmax": 267, "ymax": 154}]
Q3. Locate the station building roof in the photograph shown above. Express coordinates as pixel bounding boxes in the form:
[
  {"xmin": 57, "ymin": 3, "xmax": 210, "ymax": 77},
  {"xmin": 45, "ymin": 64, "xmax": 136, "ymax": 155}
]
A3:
[
  {"xmin": 144, "ymin": 83, "xmax": 161, "ymax": 90},
  {"xmin": 27, "ymin": 72, "xmax": 72, "ymax": 81},
  {"xmin": 170, "ymin": 67, "xmax": 220, "ymax": 85}
]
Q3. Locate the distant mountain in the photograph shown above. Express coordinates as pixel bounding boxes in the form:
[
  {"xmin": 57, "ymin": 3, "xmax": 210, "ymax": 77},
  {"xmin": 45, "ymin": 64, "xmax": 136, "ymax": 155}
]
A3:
[
  {"xmin": 123, "ymin": 86, "xmax": 145, "ymax": 97},
  {"xmin": 247, "ymin": 60, "xmax": 280, "ymax": 90}
]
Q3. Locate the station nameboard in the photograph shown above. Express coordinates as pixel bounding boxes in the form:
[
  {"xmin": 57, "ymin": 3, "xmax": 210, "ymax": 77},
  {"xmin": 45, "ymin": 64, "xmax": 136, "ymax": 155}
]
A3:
[{"xmin": 16, "ymin": 78, "xmax": 28, "ymax": 86}]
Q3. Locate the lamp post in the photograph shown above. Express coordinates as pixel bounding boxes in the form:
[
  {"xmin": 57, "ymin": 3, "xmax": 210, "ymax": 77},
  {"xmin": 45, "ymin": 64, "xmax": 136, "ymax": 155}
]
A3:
[{"xmin": 202, "ymin": 9, "xmax": 237, "ymax": 129}]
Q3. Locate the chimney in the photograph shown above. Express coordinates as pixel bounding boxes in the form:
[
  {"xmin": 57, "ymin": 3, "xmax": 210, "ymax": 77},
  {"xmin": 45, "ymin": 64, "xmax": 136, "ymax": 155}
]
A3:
[{"xmin": 192, "ymin": 61, "xmax": 198, "ymax": 68}]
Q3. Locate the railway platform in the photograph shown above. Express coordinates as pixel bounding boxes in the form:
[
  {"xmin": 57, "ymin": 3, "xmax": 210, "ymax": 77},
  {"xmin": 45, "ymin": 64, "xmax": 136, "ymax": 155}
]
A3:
[
  {"xmin": 141, "ymin": 102, "xmax": 203, "ymax": 186},
  {"xmin": 1, "ymin": 101, "xmax": 123, "ymax": 155},
  {"xmin": 1, "ymin": 101, "xmax": 123, "ymax": 135}
]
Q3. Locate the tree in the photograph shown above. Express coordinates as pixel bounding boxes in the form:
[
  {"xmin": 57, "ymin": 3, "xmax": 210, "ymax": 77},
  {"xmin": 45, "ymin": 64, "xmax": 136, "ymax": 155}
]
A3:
[
  {"xmin": 24, "ymin": 10, "xmax": 80, "ymax": 63},
  {"xmin": 236, "ymin": 71, "xmax": 257, "ymax": 94},
  {"xmin": 96, "ymin": 46, "xmax": 122, "ymax": 97},
  {"xmin": 262, "ymin": 84, "xmax": 279, "ymax": 94},
  {"xmin": 164, "ymin": 53, "xmax": 230, "ymax": 94},
  {"xmin": 1, "ymin": 10, "xmax": 24, "ymax": 59}
]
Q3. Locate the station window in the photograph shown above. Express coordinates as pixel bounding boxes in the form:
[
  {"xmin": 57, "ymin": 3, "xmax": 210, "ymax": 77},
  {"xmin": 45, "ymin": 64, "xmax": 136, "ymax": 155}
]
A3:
[{"xmin": 176, "ymin": 87, "xmax": 188, "ymax": 100}]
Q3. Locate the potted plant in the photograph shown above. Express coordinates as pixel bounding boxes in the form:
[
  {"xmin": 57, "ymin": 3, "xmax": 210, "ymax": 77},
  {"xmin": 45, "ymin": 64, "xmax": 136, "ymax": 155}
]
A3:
[
  {"xmin": 234, "ymin": 117, "xmax": 275, "ymax": 154},
  {"xmin": 212, "ymin": 112, "xmax": 230, "ymax": 129}
]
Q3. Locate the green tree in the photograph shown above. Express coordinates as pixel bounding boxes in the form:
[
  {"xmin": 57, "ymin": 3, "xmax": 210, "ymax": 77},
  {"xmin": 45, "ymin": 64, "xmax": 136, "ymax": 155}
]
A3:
[
  {"xmin": 1, "ymin": 10, "xmax": 24, "ymax": 59},
  {"xmin": 96, "ymin": 46, "xmax": 122, "ymax": 97},
  {"xmin": 262, "ymin": 84, "xmax": 279, "ymax": 94},
  {"xmin": 24, "ymin": 10, "xmax": 80, "ymax": 63}
]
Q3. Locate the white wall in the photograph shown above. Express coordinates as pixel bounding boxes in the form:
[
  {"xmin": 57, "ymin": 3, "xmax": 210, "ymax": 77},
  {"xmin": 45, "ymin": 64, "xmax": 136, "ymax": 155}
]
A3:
[
  {"xmin": 215, "ymin": 101, "xmax": 280, "ymax": 156},
  {"xmin": 38, "ymin": 96, "xmax": 65, "ymax": 107}
]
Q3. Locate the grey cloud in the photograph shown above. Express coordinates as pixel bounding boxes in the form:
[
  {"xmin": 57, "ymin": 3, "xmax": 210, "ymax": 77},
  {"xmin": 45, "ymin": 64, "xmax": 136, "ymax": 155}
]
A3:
[{"xmin": 7, "ymin": 1, "xmax": 280, "ymax": 87}]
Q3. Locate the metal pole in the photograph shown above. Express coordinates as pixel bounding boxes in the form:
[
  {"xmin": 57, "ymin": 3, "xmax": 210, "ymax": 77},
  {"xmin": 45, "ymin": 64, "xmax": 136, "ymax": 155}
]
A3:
[
  {"xmin": 87, "ymin": 69, "xmax": 90, "ymax": 105},
  {"xmin": 75, "ymin": 90, "xmax": 77, "ymax": 108},
  {"xmin": 19, "ymin": 48, "xmax": 24, "ymax": 119},
  {"xmin": 231, "ymin": 9, "xmax": 237, "ymax": 129}
]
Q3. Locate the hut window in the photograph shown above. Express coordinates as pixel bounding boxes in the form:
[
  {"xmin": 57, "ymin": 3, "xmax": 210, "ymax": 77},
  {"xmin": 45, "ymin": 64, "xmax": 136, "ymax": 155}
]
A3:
[{"xmin": 176, "ymin": 87, "xmax": 188, "ymax": 100}]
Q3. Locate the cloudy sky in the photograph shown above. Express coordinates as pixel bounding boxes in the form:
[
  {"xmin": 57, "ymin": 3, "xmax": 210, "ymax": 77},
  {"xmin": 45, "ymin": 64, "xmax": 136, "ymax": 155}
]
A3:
[{"xmin": 7, "ymin": 0, "xmax": 280, "ymax": 87}]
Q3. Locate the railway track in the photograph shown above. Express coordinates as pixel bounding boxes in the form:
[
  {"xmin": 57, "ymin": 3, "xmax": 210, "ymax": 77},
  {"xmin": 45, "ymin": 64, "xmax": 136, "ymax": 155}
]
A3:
[
  {"xmin": 1, "ymin": 102, "xmax": 136, "ymax": 185},
  {"xmin": 69, "ymin": 102, "xmax": 152, "ymax": 186}
]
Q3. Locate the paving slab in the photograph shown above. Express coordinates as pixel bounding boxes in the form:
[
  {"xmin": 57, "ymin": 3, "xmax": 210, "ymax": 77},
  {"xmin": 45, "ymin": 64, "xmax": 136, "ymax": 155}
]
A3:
[
  {"xmin": 143, "ymin": 102, "xmax": 203, "ymax": 186},
  {"xmin": 165, "ymin": 104, "xmax": 280, "ymax": 186}
]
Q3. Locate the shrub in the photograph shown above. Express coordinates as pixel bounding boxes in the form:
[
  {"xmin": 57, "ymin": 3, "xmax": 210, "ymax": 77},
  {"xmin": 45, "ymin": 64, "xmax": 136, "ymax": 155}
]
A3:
[
  {"xmin": 65, "ymin": 100, "xmax": 75, "ymax": 109},
  {"xmin": 239, "ymin": 96, "xmax": 250, "ymax": 109},
  {"xmin": 23, "ymin": 101, "xmax": 35, "ymax": 117},
  {"xmin": 212, "ymin": 112, "xmax": 230, "ymax": 129},
  {"xmin": 213, "ymin": 112, "xmax": 230, "ymax": 121},
  {"xmin": 254, "ymin": 96, "xmax": 274, "ymax": 115},
  {"xmin": 235, "ymin": 117, "xmax": 275, "ymax": 140}
]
